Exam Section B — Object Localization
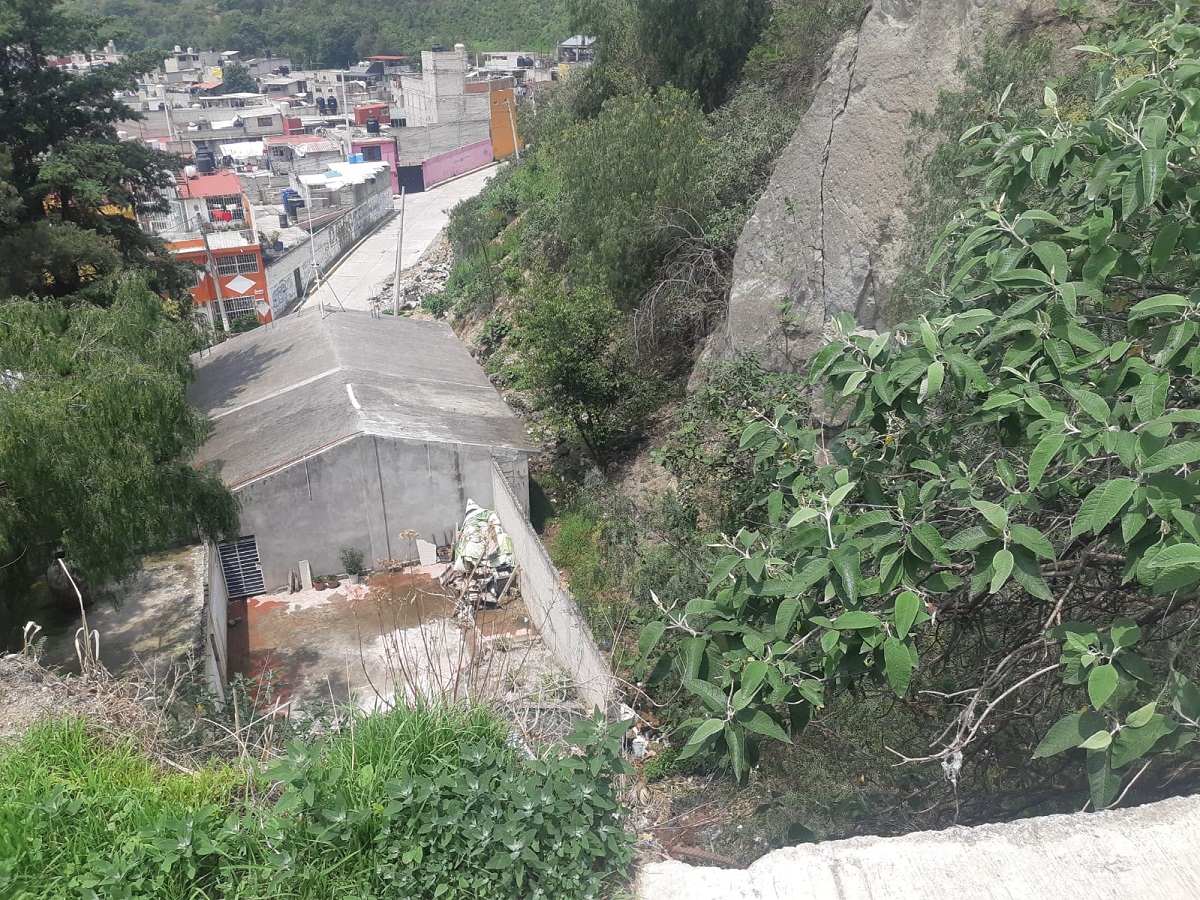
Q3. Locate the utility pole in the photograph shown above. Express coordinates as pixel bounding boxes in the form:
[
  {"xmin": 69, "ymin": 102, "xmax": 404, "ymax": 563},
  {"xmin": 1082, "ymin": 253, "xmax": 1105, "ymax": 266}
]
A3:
[
  {"xmin": 392, "ymin": 186, "xmax": 406, "ymax": 317},
  {"xmin": 341, "ymin": 71, "xmax": 353, "ymax": 161},
  {"xmin": 505, "ymin": 96, "xmax": 520, "ymax": 161}
]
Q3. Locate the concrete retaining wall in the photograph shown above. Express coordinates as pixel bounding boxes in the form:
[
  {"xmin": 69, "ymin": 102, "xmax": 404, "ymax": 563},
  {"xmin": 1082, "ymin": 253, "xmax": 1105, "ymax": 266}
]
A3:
[
  {"xmin": 637, "ymin": 793, "xmax": 1200, "ymax": 899},
  {"xmin": 266, "ymin": 189, "xmax": 394, "ymax": 314},
  {"xmin": 490, "ymin": 461, "xmax": 615, "ymax": 715},
  {"xmin": 203, "ymin": 543, "xmax": 229, "ymax": 704},
  {"xmin": 235, "ymin": 435, "xmax": 530, "ymax": 591},
  {"xmin": 422, "ymin": 140, "xmax": 494, "ymax": 189}
]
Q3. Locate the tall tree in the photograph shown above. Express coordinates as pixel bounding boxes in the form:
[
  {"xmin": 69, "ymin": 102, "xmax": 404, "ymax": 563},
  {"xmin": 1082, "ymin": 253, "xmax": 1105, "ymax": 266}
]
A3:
[
  {"xmin": 0, "ymin": 0, "xmax": 237, "ymax": 647},
  {"xmin": 216, "ymin": 61, "xmax": 256, "ymax": 94}
]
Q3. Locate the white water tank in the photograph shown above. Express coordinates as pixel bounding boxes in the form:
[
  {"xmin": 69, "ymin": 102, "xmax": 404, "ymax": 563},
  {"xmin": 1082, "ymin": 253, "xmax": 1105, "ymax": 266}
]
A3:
[
  {"xmin": 454, "ymin": 43, "xmax": 465, "ymax": 51},
  {"xmin": 184, "ymin": 165, "xmax": 198, "ymax": 178}
]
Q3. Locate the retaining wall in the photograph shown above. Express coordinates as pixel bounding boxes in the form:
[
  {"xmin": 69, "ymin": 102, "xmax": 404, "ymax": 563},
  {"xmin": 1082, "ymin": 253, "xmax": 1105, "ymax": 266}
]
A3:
[
  {"xmin": 490, "ymin": 461, "xmax": 616, "ymax": 715},
  {"xmin": 422, "ymin": 139, "xmax": 493, "ymax": 189},
  {"xmin": 203, "ymin": 542, "xmax": 229, "ymax": 705},
  {"xmin": 265, "ymin": 189, "xmax": 394, "ymax": 314}
]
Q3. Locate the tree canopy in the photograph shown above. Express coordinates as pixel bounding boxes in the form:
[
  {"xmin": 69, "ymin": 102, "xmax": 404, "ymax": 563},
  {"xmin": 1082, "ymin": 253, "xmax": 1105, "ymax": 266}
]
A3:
[{"xmin": 0, "ymin": 0, "xmax": 236, "ymax": 646}]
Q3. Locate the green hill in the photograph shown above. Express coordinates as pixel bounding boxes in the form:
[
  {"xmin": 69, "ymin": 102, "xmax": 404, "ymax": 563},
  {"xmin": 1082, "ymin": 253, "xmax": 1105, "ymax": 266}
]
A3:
[{"xmin": 68, "ymin": 0, "xmax": 568, "ymax": 67}]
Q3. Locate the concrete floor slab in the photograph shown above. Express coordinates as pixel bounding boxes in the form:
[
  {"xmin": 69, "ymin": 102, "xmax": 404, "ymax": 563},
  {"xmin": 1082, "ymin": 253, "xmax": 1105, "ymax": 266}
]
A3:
[{"xmin": 306, "ymin": 165, "xmax": 498, "ymax": 312}]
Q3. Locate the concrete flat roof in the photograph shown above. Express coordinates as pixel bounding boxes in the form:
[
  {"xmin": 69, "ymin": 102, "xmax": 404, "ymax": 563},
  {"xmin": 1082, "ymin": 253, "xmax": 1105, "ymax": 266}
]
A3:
[{"xmin": 190, "ymin": 309, "xmax": 535, "ymax": 487}]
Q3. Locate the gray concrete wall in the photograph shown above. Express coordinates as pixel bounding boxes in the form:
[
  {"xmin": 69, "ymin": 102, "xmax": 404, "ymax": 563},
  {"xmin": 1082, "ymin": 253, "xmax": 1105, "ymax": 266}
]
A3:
[
  {"xmin": 266, "ymin": 190, "xmax": 394, "ymax": 314},
  {"xmin": 203, "ymin": 542, "xmax": 229, "ymax": 705},
  {"xmin": 490, "ymin": 461, "xmax": 615, "ymax": 715},
  {"xmin": 234, "ymin": 435, "xmax": 527, "ymax": 589},
  {"xmin": 637, "ymin": 793, "xmax": 1200, "ymax": 900}
]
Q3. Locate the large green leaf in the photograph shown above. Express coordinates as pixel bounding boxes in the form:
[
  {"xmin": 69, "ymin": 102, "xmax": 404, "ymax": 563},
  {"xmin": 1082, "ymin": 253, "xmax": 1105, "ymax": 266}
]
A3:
[
  {"xmin": 1033, "ymin": 711, "xmax": 1107, "ymax": 758},
  {"xmin": 893, "ymin": 590, "xmax": 920, "ymax": 640},
  {"xmin": 883, "ymin": 637, "xmax": 914, "ymax": 697},
  {"xmin": 989, "ymin": 548, "xmax": 1015, "ymax": 593},
  {"xmin": 1088, "ymin": 664, "xmax": 1120, "ymax": 709},
  {"xmin": 637, "ymin": 620, "xmax": 666, "ymax": 675},
  {"xmin": 1071, "ymin": 478, "xmax": 1138, "ymax": 537},
  {"xmin": 1028, "ymin": 432, "xmax": 1066, "ymax": 489},
  {"xmin": 1110, "ymin": 714, "xmax": 1176, "ymax": 768},
  {"xmin": 678, "ymin": 718, "xmax": 725, "ymax": 760},
  {"xmin": 1141, "ymin": 441, "xmax": 1200, "ymax": 474},
  {"xmin": 735, "ymin": 708, "xmax": 791, "ymax": 744},
  {"xmin": 1087, "ymin": 749, "xmax": 1121, "ymax": 809},
  {"xmin": 911, "ymin": 522, "xmax": 951, "ymax": 565},
  {"xmin": 833, "ymin": 611, "xmax": 881, "ymax": 630},
  {"xmin": 1008, "ymin": 523, "xmax": 1056, "ymax": 560},
  {"xmin": 1128, "ymin": 293, "xmax": 1189, "ymax": 321}
]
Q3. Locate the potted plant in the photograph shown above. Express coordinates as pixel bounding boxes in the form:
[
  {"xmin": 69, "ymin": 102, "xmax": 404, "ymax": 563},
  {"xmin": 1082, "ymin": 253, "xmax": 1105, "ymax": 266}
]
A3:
[
  {"xmin": 340, "ymin": 547, "xmax": 366, "ymax": 585},
  {"xmin": 326, "ymin": 576, "xmax": 340, "ymax": 589},
  {"xmin": 314, "ymin": 578, "xmax": 328, "ymax": 591}
]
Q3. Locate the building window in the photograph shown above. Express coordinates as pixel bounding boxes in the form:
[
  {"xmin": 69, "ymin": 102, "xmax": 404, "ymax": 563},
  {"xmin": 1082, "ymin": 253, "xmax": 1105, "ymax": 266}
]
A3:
[
  {"xmin": 222, "ymin": 296, "xmax": 257, "ymax": 319},
  {"xmin": 215, "ymin": 253, "xmax": 260, "ymax": 275},
  {"xmin": 256, "ymin": 116, "xmax": 274, "ymax": 127},
  {"xmin": 360, "ymin": 145, "xmax": 383, "ymax": 162},
  {"xmin": 205, "ymin": 195, "xmax": 246, "ymax": 222}
]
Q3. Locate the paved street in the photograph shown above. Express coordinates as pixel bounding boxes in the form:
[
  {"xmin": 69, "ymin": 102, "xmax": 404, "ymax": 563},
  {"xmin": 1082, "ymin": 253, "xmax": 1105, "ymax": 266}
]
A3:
[{"xmin": 304, "ymin": 164, "xmax": 498, "ymax": 312}]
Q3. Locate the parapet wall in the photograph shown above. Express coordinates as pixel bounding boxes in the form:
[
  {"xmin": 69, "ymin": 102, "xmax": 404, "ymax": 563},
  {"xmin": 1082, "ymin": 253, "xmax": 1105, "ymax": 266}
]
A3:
[
  {"xmin": 490, "ymin": 461, "xmax": 616, "ymax": 715},
  {"xmin": 638, "ymin": 793, "xmax": 1200, "ymax": 899}
]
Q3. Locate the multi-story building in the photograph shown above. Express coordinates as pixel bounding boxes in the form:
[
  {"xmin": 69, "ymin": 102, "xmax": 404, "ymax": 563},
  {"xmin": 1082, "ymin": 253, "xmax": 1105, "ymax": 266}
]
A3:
[
  {"xmin": 143, "ymin": 170, "xmax": 270, "ymax": 331},
  {"xmin": 401, "ymin": 48, "xmax": 490, "ymax": 127}
]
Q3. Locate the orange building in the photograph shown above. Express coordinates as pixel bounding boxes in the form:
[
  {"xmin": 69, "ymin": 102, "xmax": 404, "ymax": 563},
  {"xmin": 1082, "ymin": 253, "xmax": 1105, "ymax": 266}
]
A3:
[
  {"xmin": 146, "ymin": 170, "xmax": 272, "ymax": 330},
  {"xmin": 488, "ymin": 88, "xmax": 523, "ymax": 159}
]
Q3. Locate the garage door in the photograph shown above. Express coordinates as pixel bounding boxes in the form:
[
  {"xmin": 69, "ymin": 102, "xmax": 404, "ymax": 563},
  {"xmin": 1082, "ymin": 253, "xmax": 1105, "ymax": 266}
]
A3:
[{"xmin": 218, "ymin": 535, "xmax": 265, "ymax": 598}]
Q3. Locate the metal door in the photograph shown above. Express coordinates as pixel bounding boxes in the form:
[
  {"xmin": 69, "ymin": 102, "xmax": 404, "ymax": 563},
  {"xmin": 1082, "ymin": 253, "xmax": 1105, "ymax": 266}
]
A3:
[{"xmin": 218, "ymin": 535, "xmax": 265, "ymax": 598}]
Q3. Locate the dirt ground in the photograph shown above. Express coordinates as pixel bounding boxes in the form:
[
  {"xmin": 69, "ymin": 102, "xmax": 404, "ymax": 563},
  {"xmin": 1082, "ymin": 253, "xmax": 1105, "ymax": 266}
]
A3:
[
  {"xmin": 32, "ymin": 546, "xmax": 204, "ymax": 680},
  {"xmin": 226, "ymin": 566, "xmax": 586, "ymax": 735}
]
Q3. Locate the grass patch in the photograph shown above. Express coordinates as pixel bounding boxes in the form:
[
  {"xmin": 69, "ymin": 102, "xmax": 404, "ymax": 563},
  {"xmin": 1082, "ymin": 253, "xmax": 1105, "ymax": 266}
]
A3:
[{"xmin": 0, "ymin": 705, "xmax": 633, "ymax": 899}]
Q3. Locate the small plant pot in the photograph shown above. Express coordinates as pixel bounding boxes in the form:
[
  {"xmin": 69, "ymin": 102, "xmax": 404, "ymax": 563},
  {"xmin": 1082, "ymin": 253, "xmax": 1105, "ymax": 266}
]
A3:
[
  {"xmin": 326, "ymin": 579, "xmax": 340, "ymax": 589},
  {"xmin": 348, "ymin": 573, "xmax": 361, "ymax": 585},
  {"xmin": 314, "ymin": 581, "xmax": 327, "ymax": 591}
]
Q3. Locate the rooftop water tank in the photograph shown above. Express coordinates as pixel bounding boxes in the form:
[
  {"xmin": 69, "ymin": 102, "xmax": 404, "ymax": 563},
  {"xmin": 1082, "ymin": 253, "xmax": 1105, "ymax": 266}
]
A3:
[
  {"xmin": 366, "ymin": 116, "xmax": 380, "ymax": 134},
  {"xmin": 454, "ymin": 43, "xmax": 465, "ymax": 51},
  {"xmin": 196, "ymin": 150, "xmax": 216, "ymax": 174}
]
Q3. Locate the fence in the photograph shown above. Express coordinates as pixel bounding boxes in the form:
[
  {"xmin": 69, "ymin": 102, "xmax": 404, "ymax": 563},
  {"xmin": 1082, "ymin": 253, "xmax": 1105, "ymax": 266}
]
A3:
[{"xmin": 490, "ymin": 460, "xmax": 617, "ymax": 716}]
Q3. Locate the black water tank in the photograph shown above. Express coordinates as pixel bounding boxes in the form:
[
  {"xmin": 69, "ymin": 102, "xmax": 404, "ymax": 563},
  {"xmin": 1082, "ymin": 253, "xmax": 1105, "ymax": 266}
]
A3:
[
  {"xmin": 278, "ymin": 213, "xmax": 289, "ymax": 229},
  {"xmin": 316, "ymin": 95, "xmax": 327, "ymax": 111},
  {"xmin": 366, "ymin": 116, "xmax": 380, "ymax": 134},
  {"xmin": 327, "ymin": 95, "xmax": 338, "ymax": 114},
  {"xmin": 280, "ymin": 65, "xmax": 290, "ymax": 75},
  {"xmin": 432, "ymin": 44, "xmax": 444, "ymax": 52},
  {"xmin": 196, "ymin": 150, "xmax": 216, "ymax": 173}
]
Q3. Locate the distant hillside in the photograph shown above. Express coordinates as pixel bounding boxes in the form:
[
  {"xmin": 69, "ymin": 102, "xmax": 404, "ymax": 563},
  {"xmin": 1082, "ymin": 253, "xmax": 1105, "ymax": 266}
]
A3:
[{"xmin": 68, "ymin": 0, "xmax": 568, "ymax": 67}]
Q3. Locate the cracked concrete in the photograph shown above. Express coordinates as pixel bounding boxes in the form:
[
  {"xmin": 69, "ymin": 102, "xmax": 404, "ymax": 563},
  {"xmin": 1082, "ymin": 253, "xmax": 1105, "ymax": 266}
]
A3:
[{"xmin": 707, "ymin": 0, "xmax": 1062, "ymax": 375}]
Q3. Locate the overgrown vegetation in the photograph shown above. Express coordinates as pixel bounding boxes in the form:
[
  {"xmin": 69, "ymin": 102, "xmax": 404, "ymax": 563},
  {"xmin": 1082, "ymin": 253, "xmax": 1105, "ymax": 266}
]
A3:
[
  {"xmin": 0, "ymin": 707, "xmax": 633, "ymax": 899},
  {"xmin": 438, "ymin": 0, "xmax": 857, "ymax": 463},
  {"xmin": 641, "ymin": 0, "xmax": 1200, "ymax": 816}
]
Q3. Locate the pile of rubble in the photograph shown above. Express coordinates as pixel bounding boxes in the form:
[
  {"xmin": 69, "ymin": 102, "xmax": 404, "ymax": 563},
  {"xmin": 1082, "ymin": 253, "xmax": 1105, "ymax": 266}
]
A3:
[{"xmin": 372, "ymin": 235, "xmax": 454, "ymax": 315}]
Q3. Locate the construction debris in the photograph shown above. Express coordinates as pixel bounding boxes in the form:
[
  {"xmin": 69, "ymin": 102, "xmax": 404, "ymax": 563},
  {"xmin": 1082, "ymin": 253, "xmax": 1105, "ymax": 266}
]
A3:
[{"xmin": 442, "ymin": 501, "xmax": 520, "ymax": 613}]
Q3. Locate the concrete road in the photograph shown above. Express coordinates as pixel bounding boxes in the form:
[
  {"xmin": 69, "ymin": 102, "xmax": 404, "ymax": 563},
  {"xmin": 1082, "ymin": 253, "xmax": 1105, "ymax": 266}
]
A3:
[{"xmin": 305, "ymin": 164, "xmax": 498, "ymax": 312}]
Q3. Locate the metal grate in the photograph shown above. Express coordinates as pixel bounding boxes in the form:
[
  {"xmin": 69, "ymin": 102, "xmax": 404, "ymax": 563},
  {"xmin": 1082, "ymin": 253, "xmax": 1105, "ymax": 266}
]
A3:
[{"xmin": 218, "ymin": 535, "xmax": 265, "ymax": 598}]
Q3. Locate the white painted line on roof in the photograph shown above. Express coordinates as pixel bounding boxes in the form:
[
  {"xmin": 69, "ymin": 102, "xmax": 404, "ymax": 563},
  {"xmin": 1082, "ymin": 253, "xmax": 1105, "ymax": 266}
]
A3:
[
  {"xmin": 211, "ymin": 367, "xmax": 341, "ymax": 420},
  {"xmin": 346, "ymin": 383, "xmax": 361, "ymax": 410}
]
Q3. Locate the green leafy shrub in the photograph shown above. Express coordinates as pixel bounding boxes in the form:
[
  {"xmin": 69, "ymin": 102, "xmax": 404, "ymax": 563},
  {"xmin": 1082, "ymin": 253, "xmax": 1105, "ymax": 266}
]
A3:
[
  {"xmin": 641, "ymin": 2, "xmax": 1200, "ymax": 810},
  {"xmin": 0, "ymin": 707, "xmax": 633, "ymax": 899}
]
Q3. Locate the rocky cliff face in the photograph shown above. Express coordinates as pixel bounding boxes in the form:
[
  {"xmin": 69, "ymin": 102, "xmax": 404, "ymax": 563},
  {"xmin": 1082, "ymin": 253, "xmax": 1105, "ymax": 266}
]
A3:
[{"xmin": 708, "ymin": 0, "xmax": 1056, "ymax": 372}]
